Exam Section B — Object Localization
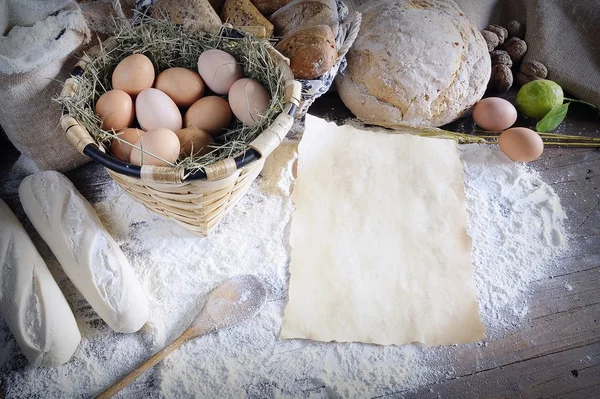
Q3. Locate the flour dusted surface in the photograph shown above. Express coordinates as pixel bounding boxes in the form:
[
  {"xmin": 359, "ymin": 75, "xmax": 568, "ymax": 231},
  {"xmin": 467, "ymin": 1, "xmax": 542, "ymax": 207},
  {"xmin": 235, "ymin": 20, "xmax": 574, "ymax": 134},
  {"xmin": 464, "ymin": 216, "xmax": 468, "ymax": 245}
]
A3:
[{"xmin": 0, "ymin": 142, "xmax": 567, "ymax": 397}]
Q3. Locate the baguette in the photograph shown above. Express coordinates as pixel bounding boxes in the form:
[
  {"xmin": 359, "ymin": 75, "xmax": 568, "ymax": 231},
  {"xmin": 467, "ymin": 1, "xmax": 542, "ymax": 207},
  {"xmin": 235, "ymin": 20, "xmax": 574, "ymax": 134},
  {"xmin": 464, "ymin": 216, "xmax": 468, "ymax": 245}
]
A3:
[
  {"xmin": 19, "ymin": 171, "xmax": 149, "ymax": 334},
  {"xmin": 0, "ymin": 199, "xmax": 81, "ymax": 367}
]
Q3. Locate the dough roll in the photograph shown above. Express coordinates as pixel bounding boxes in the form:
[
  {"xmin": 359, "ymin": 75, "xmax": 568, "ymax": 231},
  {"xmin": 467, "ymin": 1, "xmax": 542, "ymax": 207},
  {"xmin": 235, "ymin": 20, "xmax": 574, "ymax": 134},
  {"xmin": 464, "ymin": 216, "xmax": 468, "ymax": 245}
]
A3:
[
  {"xmin": 0, "ymin": 199, "xmax": 81, "ymax": 366},
  {"xmin": 19, "ymin": 171, "xmax": 149, "ymax": 333}
]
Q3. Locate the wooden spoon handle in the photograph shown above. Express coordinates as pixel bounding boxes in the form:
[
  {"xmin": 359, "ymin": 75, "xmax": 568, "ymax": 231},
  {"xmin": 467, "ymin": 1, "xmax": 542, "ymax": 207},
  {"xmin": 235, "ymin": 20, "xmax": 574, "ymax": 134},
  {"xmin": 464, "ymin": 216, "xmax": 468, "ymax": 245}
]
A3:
[{"xmin": 96, "ymin": 329, "xmax": 193, "ymax": 399}]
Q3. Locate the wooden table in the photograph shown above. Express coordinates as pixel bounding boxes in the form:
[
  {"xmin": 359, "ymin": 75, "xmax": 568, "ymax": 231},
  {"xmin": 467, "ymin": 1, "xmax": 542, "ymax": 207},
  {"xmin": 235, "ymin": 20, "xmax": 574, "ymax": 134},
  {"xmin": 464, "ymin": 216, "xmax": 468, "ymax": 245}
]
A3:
[{"xmin": 0, "ymin": 91, "xmax": 599, "ymax": 398}]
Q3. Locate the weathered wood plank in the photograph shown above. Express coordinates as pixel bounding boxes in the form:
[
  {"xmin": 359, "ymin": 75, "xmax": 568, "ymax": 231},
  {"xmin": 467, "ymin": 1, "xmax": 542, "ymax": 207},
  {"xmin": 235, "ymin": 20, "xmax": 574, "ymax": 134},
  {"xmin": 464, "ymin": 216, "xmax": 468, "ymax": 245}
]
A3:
[
  {"xmin": 421, "ymin": 302, "xmax": 600, "ymax": 381},
  {"xmin": 530, "ymin": 268, "xmax": 600, "ymax": 317},
  {"xmin": 384, "ymin": 342, "xmax": 600, "ymax": 399}
]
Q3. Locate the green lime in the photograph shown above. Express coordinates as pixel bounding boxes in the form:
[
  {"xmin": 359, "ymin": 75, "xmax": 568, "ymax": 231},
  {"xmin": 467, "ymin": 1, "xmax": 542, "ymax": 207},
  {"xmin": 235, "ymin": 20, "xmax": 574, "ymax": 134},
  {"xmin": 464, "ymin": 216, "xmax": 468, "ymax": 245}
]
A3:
[{"xmin": 515, "ymin": 79, "xmax": 564, "ymax": 119}]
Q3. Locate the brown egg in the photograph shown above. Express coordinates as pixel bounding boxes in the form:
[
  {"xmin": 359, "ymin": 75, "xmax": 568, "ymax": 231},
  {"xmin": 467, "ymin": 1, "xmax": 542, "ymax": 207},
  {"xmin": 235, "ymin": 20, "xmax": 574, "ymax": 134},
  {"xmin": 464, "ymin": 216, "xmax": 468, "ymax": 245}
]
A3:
[
  {"xmin": 184, "ymin": 96, "xmax": 232, "ymax": 137},
  {"xmin": 473, "ymin": 97, "xmax": 518, "ymax": 131},
  {"xmin": 176, "ymin": 127, "xmax": 214, "ymax": 157},
  {"xmin": 498, "ymin": 127, "xmax": 544, "ymax": 162},
  {"xmin": 112, "ymin": 54, "xmax": 155, "ymax": 97},
  {"xmin": 197, "ymin": 49, "xmax": 244, "ymax": 95},
  {"xmin": 110, "ymin": 128, "xmax": 145, "ymax": 162},
  {"xmin": 129, "ymin": 128, "xmax": 180, "ymax": 166},
  {"xmin": 228, "ymin": 78, "xmax": 271, "ymax": 126},
  {"xmin": 95, "ymin": 89, "xmax": 135, "ymax": 131},
  {"xmin": 154, "ymin": 67, "xmax": 205, "ymax": 108}
]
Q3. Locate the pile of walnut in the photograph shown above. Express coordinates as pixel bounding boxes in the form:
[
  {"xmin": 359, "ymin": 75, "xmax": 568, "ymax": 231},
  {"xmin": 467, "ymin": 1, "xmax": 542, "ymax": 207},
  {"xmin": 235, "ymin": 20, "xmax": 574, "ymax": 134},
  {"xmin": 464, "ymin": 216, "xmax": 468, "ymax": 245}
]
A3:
[
  {"xmin": 153, "ymin": 0, "xmax": 339, "ymax": 80},
  {"xmin": 482, "ymin": 20, "xmax": 548, "ymax": 93}
]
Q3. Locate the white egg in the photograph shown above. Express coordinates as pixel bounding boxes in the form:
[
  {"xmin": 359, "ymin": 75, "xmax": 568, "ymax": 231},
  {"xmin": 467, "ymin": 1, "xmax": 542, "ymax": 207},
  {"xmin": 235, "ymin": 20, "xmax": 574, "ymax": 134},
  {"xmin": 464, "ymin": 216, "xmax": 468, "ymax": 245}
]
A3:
[
  {"xmin": 135, "ymin": 88, "xmax": 182, "ymax": 132},
  {"xmin": 197, "ymin": 49, "xmax": 244, "ymax": 95},
  {"xmin": 228, "ymin": 78, "xmax": 271, "ymax": 126}
]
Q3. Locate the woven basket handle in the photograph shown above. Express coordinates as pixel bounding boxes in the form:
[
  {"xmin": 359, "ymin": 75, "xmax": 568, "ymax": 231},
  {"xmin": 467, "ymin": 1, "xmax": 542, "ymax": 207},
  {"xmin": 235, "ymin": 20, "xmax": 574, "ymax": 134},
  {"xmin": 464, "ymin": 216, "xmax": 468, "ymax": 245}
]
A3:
[
  {"xmin": 336, "ymin": 12, "xmax": 362, "ymax": 63},
  {"xmin": 244, "ymin": 79, "xmax": 302, "ymax": 158}
]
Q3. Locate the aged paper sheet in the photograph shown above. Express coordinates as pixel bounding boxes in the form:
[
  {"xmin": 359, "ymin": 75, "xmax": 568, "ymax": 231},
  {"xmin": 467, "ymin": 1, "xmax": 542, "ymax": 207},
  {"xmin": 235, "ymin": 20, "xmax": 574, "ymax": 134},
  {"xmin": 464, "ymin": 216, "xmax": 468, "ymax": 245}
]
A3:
[{"xmin": 280, "ymin": 115, "xmax": 485, "ymax": 345}]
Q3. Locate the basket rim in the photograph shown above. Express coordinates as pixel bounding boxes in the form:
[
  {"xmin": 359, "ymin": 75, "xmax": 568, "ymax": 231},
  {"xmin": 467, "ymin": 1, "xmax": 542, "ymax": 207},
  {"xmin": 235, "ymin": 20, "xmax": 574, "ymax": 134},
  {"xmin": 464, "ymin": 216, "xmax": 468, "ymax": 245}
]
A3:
[{"xmin": 60, "ymin": 27, "xmax": 301, "ymax": 183}]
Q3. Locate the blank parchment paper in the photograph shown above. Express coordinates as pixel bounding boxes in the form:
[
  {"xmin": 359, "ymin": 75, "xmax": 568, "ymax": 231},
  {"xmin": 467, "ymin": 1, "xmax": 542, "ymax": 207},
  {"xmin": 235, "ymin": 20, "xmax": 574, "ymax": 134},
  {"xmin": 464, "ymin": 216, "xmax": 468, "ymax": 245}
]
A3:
[{"xmin": 280, "ymin": 115, "xmax": 485, "ymax": 346}]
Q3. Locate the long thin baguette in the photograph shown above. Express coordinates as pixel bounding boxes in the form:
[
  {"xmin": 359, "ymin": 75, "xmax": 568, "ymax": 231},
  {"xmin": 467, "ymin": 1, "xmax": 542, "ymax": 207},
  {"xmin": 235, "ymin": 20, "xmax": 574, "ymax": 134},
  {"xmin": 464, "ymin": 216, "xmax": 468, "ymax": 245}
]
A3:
[
  {"xmin": 0, "ymin": 199, "xmax": 81, "ymax": 366},
  {"xmin": 19, "ymin": 171, "xmax": 149, "ymax": 333}
]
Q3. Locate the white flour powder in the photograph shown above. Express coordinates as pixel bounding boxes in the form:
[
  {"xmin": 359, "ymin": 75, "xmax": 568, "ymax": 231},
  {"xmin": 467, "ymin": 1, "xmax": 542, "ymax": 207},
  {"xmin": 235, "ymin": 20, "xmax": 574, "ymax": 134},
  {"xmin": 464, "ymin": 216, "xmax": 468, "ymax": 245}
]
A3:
[{"xmin": 0, "ymin": 142, "xmax": 567, "ymax": 398}]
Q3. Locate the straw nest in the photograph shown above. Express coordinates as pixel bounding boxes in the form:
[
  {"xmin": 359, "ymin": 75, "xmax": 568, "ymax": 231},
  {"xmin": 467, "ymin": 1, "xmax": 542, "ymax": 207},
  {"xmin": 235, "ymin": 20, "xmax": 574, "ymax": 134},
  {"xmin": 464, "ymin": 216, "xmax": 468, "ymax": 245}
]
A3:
[{"xmin": 60, "ymin": 18, "xmax": 286, "ymax": 173}]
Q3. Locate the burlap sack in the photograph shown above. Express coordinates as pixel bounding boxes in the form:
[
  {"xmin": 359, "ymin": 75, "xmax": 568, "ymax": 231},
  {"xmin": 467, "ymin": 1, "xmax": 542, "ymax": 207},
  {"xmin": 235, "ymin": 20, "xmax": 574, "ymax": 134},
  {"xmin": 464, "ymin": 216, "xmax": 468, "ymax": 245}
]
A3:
[
  {"xmin": 0, "ymin": 1, "xmax": 90, "ymax": 172},
  {"xmin": 454, "ymin": 0, "xmax": 600, "ymax": 108},
  {"xmin": 347, "ymin": 0, "xmax": 600, "ymax": 109}
]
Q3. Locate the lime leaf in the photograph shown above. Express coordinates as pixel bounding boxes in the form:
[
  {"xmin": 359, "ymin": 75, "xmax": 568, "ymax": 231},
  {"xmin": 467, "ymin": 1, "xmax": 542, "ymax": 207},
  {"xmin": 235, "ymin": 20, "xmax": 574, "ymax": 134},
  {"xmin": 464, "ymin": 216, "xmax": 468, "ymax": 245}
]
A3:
[{"xmin": 536, "ymin": 103, "xmax": 569, "ymax": 132}]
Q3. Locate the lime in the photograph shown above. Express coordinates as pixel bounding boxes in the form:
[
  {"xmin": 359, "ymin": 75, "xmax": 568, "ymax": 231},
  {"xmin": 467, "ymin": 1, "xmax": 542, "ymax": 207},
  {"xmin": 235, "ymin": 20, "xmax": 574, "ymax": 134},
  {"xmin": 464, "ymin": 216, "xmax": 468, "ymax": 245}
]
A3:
[{"xmin": 515, "ymin": 79, "xmax": 564, "ymax": 119}]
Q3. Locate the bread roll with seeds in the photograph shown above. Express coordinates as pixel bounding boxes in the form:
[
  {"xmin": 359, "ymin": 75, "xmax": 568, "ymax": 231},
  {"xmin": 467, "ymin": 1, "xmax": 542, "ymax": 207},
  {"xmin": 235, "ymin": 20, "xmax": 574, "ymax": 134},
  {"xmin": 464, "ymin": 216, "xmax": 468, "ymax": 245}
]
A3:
[
  {"xmin": 270, "ymin": 0, "xmax": 338, "ymax": 37},
  {"xmin": 275, "ymin": 24, "xmax": 337, "ymax": 80},
  {"xmin": 222, "ymin": 0, "xmax": 274, "ymax": 37}
]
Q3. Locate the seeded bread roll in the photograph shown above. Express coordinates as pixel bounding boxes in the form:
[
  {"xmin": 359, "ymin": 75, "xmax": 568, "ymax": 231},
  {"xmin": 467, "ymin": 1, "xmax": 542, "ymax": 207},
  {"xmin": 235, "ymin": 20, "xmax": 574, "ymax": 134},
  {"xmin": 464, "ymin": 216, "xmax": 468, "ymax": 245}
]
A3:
[
  {"xmin": 336, "ymin": 0, "xmax": 490, "ymax": 128},
  {"xmin": 270, "ymin": 0, "xmax": 338, "ymax": 37},
  {"xmin": 222, "ymin": 0, "xmax": 274, "ymax": 37},
  {"xmin": 250, "ymin": 0, "xmax": 295, "ymax": 15},
  {"xmin": 152, "ymin": 0, "xmax": 222, "ymax": 33},
  {"xmin": 275, "ymin": 25, "xmax": 336, "ymax": 80}
]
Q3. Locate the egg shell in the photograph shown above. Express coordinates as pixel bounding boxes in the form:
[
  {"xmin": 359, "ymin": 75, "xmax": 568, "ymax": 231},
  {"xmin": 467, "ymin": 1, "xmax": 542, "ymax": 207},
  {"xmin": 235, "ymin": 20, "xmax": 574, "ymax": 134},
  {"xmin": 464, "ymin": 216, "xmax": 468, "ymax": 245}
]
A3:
[
  {"xmin": 197, "ymin": 49, "xmax": 244, "ymax": 95},
  {"xmin": 95, "ymin": 90, "xmax": 135, "ymax": 131},
  {"xmin": 228, "ymin": 78, "xmax": 271, "ymax": 126},
  {"xmin": 184, "ymin": 96, "xmax": 232, "ymax": 137},
  {"xmin": 110, "ymin": 128, "xmax": 145, "ymax": 161},
  {"xmin": 136, "ymin": 88, "xmax": 183, "ymax": 132},
  {"xmin": 473, "ymin": 97, "xmax": 518, "ymax": 131},
  {"xmin": 498, "ymin": 127, "xmax": 544, "ymax": 162},
  {"xmin": 129, "ymin": 128, "xmax": 180, "ymax": 166},
  {"xmin": 112, "ymin": 54, "xmax": 155, "ymax": 97},
  {"xmin": 154, "ymin": 67, "xmax": 205, "ymax": 108},
  {"xmin": 176, "ymin": 127, "xmax": 214, "ymax": 157}
]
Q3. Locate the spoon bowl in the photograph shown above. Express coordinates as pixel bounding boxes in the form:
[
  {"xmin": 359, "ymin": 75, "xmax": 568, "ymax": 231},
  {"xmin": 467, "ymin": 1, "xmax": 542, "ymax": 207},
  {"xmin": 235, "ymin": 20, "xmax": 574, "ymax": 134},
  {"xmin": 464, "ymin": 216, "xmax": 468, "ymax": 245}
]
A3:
[{"xmin": 197, "ymin": 274, "xmax": 268, "ymax": 331}]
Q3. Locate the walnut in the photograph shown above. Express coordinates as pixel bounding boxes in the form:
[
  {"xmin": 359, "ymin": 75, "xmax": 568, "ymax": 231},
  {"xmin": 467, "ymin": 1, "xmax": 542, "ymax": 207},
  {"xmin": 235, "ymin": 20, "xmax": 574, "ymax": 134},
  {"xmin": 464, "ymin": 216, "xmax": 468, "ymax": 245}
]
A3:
[
  {"xmin": 490, "ymin": 50, "xmax": 512, "ymax": 67},
  {"xmin": 481, "ymin": 30, "xmax": 499, "ymax": 52},
  {"xmin": 503, "ymin": 37, "xmax": 527, "ymax": 63},
  {"xmin": 486, "ymin": 24, "xmax": 508, "ymax": 45},
  {"xmin": 507, "ymin": 20, "xmax": 525, "ymax": 39},
  {"xmin": 520, "ymin": 60, "xmax": 548, "ymax": 79},
  {"xmin": 517, "ymin": 60, "xmax": 548, "ymax": 86},
  {"xmin": 491, "ymin": 64, "xmax": 513, "ymax": 93}
]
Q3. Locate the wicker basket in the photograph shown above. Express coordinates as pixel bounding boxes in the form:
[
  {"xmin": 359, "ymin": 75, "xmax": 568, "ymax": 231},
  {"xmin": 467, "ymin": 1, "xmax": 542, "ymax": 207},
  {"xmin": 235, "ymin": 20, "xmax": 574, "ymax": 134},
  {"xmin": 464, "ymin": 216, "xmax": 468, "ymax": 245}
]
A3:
[{"xmin": 60, "ymin": 30, "xmax": 301, "ymax": 236}]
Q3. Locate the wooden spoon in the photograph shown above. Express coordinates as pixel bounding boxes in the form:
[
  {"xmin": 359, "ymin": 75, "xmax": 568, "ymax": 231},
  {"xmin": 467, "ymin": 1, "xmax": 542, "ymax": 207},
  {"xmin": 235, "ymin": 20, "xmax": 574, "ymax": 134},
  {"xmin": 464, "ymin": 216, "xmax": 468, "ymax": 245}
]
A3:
[{"xmin": 96, "ymin": 274, "xmax": 268, "ymax": 398}]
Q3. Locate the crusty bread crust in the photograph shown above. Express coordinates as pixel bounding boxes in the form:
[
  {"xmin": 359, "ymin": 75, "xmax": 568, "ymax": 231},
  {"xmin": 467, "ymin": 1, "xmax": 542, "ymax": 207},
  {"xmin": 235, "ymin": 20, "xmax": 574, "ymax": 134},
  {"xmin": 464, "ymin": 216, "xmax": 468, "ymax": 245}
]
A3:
[
  {"xmin": 275, "ymin": 24, "xmax": 337, "ymax": 79},
  {"xmin": 336, "ymin": 0, "xmax": 490, "ymax": 128},
  {"xmin": 270, "ymin": 0, "xmax": 338, "ymax": 37}
]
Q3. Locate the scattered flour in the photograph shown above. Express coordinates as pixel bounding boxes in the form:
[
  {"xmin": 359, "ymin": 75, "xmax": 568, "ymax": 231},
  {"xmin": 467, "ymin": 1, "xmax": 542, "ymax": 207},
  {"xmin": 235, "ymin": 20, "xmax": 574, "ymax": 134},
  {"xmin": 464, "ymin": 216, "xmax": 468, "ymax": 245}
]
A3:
[{"xmin": 0, "ymin": 142, "xmax": 567, "ymax": 398}]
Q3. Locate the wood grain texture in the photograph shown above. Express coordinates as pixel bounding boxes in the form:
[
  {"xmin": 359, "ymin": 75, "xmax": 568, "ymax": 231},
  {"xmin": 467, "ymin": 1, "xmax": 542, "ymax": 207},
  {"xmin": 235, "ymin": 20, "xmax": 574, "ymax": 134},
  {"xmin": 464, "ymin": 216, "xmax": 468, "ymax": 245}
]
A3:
[{"xmin": 1, "ymin": 86, "xmax": 599, "ymax": 397}]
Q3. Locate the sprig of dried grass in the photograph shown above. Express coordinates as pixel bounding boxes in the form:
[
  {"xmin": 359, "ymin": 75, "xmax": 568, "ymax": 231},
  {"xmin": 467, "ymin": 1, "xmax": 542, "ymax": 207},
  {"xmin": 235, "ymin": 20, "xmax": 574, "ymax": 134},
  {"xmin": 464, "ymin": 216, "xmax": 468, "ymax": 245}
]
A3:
[
  {"xmin": 60, "ymin": 17, "xmax": 285, "ymax": 173},
  {"xmin": 368, "ymin": 121, "xmax": 600, "ymax": 147}
]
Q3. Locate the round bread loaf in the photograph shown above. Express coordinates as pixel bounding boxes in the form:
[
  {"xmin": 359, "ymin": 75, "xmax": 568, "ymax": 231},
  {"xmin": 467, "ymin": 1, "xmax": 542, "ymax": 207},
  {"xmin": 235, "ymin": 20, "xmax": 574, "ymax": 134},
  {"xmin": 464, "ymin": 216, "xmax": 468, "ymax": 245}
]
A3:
[{"xmin": 336, "ymin": 0, "xmax": 490, "ymax": 128}]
